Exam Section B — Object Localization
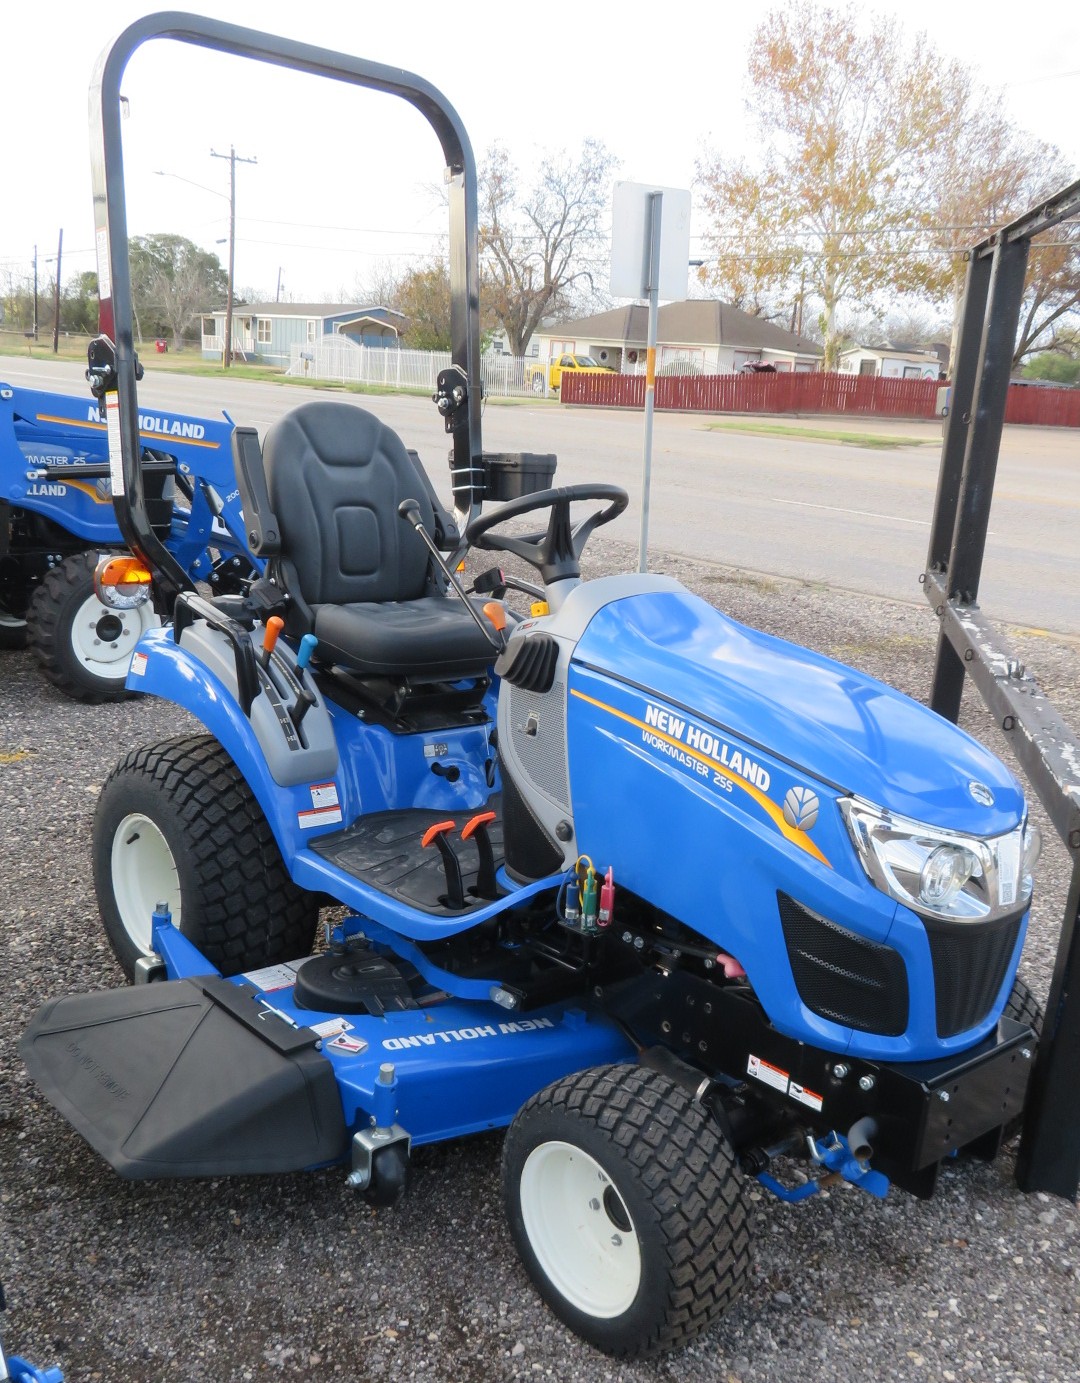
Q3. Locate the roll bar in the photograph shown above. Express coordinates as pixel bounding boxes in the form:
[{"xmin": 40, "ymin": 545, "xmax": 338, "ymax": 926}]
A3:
[{"xmin": 89, "ymin": 11, "xmax": 484, "ymax": 609}]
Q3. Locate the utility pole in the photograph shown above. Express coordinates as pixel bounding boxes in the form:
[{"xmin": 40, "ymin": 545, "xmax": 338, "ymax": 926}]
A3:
[
  {"xmin": 51, "ymin": 229, "xmax": 63, "ymax": 354},
  {"xmin": 275, "ymin": 267, "xmax": 283, "ymax": 303},
  {"xmin": 32, "ymin": 244, "xmax": 39, "ymax": 340},
  {"xmin": 210, "ymin": 145, "xmax": 256, "ymax": 368}
]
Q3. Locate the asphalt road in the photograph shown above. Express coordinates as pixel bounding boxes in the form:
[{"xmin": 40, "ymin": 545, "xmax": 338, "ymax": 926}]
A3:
[{"xmin": 4, "ymin": 355, "xmax": 1078, "ymax": 636}]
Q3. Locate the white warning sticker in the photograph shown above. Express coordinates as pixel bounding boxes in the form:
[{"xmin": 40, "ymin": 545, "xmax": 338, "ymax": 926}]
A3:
[
  {"xmin": 242, "ymin": 961, "xmax": 302, "ymax": 992},
  {"xmin": 105, "ymin": 393, "xmax": 124, "ymax": 496},
  {"xmin": 310, "ymin": 781, "xmax": 339, "ymax": 808},
  {"xmin": 297, "ymin": 804, "xmax": 343, "ymax": 830},
  {"xmin": 309, "ymin": 1017, "xmax": 352, "ymax": 1040},
  {"xmin": 328, "ymin": 1033, "xmax": 368, "ymax": 1055},
  {"xmin": 130, "ymin": 651, "xmax": 148, "ymax": 677},
  {"xmin": 789, "ymin": 1081, "xmax": 824, "ymax": 1113},
  {"xmin": 747, "ymin": 1053, "xmax": 790, "ymax": 1094}
]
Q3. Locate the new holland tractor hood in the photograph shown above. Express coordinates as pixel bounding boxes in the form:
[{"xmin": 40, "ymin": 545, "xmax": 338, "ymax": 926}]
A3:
[{"xmin": 568, "ymin": 585, "xmax": 1023, "ymax": 835}]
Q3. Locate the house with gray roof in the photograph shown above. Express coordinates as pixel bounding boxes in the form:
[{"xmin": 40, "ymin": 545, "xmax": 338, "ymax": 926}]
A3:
[
  {"xmin": 200, "ymin": 302, "xmax": 405, "ymax": 365},
  {"xmin": 535, "ymin": 301, "xmax": 821, "ymax": 375}
]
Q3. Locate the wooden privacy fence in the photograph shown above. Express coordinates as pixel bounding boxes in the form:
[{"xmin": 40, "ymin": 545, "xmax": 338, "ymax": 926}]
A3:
[{"xmin": 560, "ymin": 370, "xmax": 1079, "ymax": 427}]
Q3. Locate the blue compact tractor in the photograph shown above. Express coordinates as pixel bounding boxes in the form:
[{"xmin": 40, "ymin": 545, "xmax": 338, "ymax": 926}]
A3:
[
  {"xmin": 21, "ymin": 14, "xmax": 1044, "ymax": 1358},
  {"xmin": 1, "ymin": 352, "xmax": 252, "ymax": 701}
]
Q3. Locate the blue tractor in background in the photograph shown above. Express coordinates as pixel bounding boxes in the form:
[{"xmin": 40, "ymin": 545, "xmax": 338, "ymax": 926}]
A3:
[{"xmin": 0, "ymin": 356, "xmax": 253, "ymax": 701}]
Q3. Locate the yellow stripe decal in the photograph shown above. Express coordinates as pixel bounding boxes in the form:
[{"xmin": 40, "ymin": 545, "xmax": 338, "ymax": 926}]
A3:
[
  {"xmin": 570, "ymin": 687, "xmax": 831, "ymax": 868},
  {"xmin": 34, "ymin": 413, "xmax": 221, "ymax": 449},
  {"xmin": 59, "ymin": 478, "xmax": 111, "ymax": 504}
]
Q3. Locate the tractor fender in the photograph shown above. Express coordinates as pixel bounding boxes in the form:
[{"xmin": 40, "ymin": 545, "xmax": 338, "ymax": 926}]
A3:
[{"xmin": 126, "ymin": 626, "xmax": 346, "ymax": 857}]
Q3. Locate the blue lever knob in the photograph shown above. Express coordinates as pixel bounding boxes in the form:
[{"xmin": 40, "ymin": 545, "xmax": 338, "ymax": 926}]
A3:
[{"xmin": 297, "ymin": 633, "xmax": 318, "ymax": 670}]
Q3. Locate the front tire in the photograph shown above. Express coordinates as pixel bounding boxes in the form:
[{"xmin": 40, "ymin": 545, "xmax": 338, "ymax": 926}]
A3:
[
  {"xmin": 502, "ymin": 1064, "xmax": 751, "ymax": 1358},
  {"xmin": 28, "ymin": 550, "xmax": 158, "ymax": 702},
  {"xmin": 93, "ymin": 733, "xmax": 319, "ymax": 979}
]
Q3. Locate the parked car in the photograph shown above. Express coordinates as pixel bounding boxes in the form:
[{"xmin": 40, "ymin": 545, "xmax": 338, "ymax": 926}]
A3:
[{"xmin": 528, "ymin": 353, "xmax": 616, "ymax": 394}]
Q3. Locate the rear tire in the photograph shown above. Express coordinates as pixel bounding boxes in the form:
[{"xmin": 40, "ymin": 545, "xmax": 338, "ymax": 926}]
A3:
[
  {"xmin": 28, "ymin": 550, "xmax": 158, "ymax": 702},
  {"xmin": 93, "ymin": 733, "xmax": 318, "ymax": 979},
  {"xmin": 502, "ymin": 1064, "xmax": 751, "ymax": 1358}
]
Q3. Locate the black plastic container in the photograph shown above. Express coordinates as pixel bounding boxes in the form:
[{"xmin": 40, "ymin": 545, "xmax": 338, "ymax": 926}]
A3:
[{"xmin": 481, "ymin": 452, "xmax": 556, "ymax": 501}]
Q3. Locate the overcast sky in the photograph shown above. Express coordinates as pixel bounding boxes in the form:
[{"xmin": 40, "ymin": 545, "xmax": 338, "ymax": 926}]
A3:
[{"xmin": 4, "ymin": 0, "xmax": 1078, "ymax": 304}]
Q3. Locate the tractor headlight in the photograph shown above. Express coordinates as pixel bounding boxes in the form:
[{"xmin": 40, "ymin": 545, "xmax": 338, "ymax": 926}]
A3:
[{"xmin": 839, "ymin": 797, "xmax": 1039, "ymax": 923}]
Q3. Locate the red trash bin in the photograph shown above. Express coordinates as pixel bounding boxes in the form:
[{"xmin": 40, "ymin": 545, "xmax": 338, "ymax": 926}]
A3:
[{"xmin": 155, "ymin": 338, "xmax": 168, "ymax": 353}]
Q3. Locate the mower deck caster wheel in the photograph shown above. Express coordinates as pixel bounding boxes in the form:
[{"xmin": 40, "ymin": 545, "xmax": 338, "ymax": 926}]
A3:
[{"xmin": 363, "ymin": 1143, "xmax": 410, "ymax": 1208}]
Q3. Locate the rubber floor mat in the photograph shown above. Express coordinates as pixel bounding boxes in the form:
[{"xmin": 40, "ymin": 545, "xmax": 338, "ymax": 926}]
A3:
[{"xmin": 308, "ymin": 797, "xmax": 502, "ymax": 914}]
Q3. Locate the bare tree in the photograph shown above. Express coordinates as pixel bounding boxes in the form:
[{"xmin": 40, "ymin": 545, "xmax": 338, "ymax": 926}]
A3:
[{"xmin": 479, "ymin": 139, "xmax": 617, "ymax": 357}]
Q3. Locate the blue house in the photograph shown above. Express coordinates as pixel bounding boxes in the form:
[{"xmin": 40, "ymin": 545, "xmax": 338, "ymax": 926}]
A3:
[{"xmin": 200, "ymin": 302, "xmax": 405, "ymax": 364}]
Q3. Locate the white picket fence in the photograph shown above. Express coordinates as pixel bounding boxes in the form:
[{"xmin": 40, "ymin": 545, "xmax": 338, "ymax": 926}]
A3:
[{"xmin": 285, "ymin": 337, "xmax": 544, "ymax": 398}]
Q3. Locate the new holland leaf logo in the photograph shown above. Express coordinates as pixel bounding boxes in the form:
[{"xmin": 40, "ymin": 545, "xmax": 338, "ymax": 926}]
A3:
[{"xmin": 783, "ymin": 786, "xmax": 820, "ymax": 830}]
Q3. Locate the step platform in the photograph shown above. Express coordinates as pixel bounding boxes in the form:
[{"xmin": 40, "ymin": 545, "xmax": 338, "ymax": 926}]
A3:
[{"xmin": 308, "ymin": 797, "xmax": 503, "ymax": 915}]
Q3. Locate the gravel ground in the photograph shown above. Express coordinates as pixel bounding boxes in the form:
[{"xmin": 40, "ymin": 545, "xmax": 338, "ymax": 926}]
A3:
[{"xmin": 1, "ymin": 537, "xmax": 1078, "ymax": 1383}]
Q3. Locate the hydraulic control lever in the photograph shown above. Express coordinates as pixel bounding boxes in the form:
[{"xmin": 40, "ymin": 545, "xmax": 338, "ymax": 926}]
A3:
[
  {"xmin": 289, "ymin": 636, "xmax": 319, "ymax": 728},
  {"xmin": 398, "ymin": 499, "xmax": 506, "ymax": 653}
]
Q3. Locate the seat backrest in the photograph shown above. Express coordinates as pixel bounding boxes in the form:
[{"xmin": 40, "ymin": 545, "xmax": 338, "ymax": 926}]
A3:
[{"xmin": 262, "ymin": 401, "xmax": 437, "ymax": 606}]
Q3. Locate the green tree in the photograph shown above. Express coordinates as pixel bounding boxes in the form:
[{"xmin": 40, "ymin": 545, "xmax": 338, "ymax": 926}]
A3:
[
  {"xmin": 395, "ymin": 258, "xmax": 453, "ymax": 350},
  {"xmin": 1022, "ymin": 352, "xmax": 1080, "ymax": 385},
  {"xmin": 479, "ymin": 139, "xmax": 617, "ymax": 357},
  {"xmin": 63, "ymin": 271, "xmax": 100, "ymax": 335},
  {"xmin": 696, "ymin": 7, "xmax": 974, "ymax": 368},
  {"xmin": 129, "ymin": 234, "xmax": 228, "ymax": 349}
]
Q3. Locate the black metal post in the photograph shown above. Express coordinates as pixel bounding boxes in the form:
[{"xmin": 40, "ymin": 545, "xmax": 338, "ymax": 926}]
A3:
[
  {"xmin": 1017, "ymin": 861, "xmax": 1080, "ymax": 1197},
  {"xmin": 927, "ymin": 236, "xmax": 1028, "ymax": 722}
]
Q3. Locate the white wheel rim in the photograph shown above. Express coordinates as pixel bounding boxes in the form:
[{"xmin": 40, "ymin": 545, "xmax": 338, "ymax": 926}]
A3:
[
  {"xmin": 70, "ymin": 590, "xmax": 158, "ymax": 679},
  {"xmin": 0, "ymin": 610, "xmax": 25, "ymax": 631},
  {"xmin": 110, "ymin": 812, "xmax": 182, "ymax": 952},
  {"xmin": 519, "ymin": 1140, "xmax": 641, "ymax": 1318}
]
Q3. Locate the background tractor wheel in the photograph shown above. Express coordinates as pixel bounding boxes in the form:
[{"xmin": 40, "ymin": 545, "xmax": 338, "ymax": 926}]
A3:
[
  {"xmin": 0, "ymin": 606, "xmax": 28, "ymax": 649},
  {"xmin": 94, "ymin": 733, "xmax": 319, "ymax": 979},
  {"xmin": 502, "ymin": 1064, "xmax": 751, "ymax": 1358},
  {"xmin": 27, "ymin": 550, "xmax": 158, "ymax": 702}
]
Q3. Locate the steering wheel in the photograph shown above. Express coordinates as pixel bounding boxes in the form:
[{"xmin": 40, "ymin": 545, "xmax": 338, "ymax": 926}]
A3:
[{"xmin": 465, "ymin": 484, "xmax": 629, "ymax": 587}]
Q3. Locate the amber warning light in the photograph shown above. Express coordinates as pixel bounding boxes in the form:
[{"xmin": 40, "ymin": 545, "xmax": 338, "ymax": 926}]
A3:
[{"xmin": 94, "ymin": 554, "xmax": 153, "ymax": 609}]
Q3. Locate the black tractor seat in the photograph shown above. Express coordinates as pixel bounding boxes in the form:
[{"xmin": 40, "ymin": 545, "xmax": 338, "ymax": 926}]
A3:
[{"xmin": 234, "ymin": 401, "xmax": 495, "ymax": 687}]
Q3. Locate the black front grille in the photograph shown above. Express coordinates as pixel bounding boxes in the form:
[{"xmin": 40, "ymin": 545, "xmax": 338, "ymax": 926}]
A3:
[
  {"xmin": 778, "ymin": 892, "xmax": 909, "ymax": 1036},
  {"xmin": 923, "ymin": 912, "xmax": 1024, "ymax": 1038}
]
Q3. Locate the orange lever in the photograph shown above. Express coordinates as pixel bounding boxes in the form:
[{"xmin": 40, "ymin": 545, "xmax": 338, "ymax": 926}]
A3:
[
  {"xmin": 461, "ymin": 810, "xmax": 497, "ymax": 841},
  {"xmin": 482, "ymin": 601, "xmax": 507, "ymax": 633},
  {"xmin": 263, "ymin": 615, "xmax": 285, "ymax": 655},
  {"xmin": 421, "ymin": 820, "xmax": 457, "ymax": 849}
]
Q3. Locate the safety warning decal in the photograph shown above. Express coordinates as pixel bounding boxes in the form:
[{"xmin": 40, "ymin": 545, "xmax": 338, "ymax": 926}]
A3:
[
  {"xmin": 309, "ymin": 1016, "xmax": 352, "ymax": 1040},
  {"xmin": 298, "ymin": 805, "xmax": 342, "ymax": 829},
  {"xmin": 747, "ymin": 1052, "xmax": 790, "ymax": 1094},
  {"xmin": 130, "ymin": 651, "xmax": 148, "ymax": 677},
  {"xmin": 328, "ymin": 1033, "xmax": 368, "ymax": 1055},
  {"xmin": 789, "ymin": 1081, "xmax": 824, "ymax": 1113},
  {"xmin": 298, "ymin": 782, "xmax": 342, "ymax": 830},
  {"xmin": 310, "ymin": 782, "xmax": 339, "ymax": 808},
  {"xmin": 242, "ymin": 961, "xmax": 302, "ymax": 992}
]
